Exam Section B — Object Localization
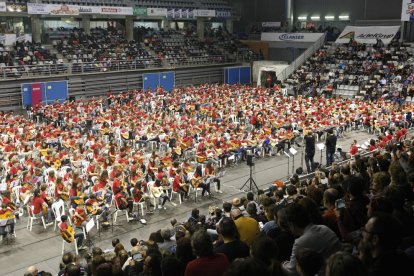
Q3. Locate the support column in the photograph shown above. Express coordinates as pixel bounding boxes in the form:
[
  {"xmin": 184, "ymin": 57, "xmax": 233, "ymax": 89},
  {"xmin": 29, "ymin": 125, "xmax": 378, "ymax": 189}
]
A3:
[
  {"xmin": 81, "ymin": 16, "xmax": 91, "ymax": 35},
  {"xmin": 197, "ymin": 17, "xmax": 205, "ymax": 39},
  {"xmin": 161, "ymin": 18, "xmax": 170, "ymax": 30},
  {"xmin": 225, "ymin": 19, "xmax": 233, "ymax": 33},
  {"xmin": 285, "ymin": 0, "xmax": 293, "ymax": 32},
  {"xmin": 125, "ymin": 16, "xmax": 134, "ymax": 42},
  {"xmin": 31, "ymin": 15, "xmax": 42, "ymax": 43}
]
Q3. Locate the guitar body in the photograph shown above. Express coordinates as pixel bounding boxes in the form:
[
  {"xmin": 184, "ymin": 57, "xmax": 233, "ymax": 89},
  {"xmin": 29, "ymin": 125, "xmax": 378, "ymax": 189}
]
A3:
[
  {"xmin": 73, "ymin": 192, "xmax": 85, "ymax": 205},
  {"xmin": 61, "ymin": 225, "xmax": 75, "ymax": 243},
  {"xmin": 42, "ymin": 204, "xmax": 48, "ymax": 216},
  {"xmin": 86, "ymin": 202, "xmax": 100, "ymax": 215},
  {"xmin": 191, "ymin": 176, "xmax": 206, "ymax": 188},
  {"xmin": 152, "ymin": 187, "xmax": 162, "ymax": 198}
]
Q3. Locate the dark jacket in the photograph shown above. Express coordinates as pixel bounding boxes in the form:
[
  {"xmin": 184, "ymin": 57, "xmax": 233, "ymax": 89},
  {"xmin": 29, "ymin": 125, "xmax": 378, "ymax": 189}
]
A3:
[{"xmin": 325, "ymin": 134, "xmax": 337, "ymax": 153}]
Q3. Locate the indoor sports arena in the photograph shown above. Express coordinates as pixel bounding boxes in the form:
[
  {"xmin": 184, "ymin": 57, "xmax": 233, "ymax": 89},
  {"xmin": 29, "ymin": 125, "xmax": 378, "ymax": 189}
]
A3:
[{"xmin": 0, "ymin": 1, "xmax": 413, "ymax": 275}]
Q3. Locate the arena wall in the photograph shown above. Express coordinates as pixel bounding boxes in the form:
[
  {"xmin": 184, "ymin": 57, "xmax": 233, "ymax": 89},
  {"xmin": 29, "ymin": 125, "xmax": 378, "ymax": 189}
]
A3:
[{"xmin": 0, "ymin": 63, "xmax": 241, "ymax": 110}]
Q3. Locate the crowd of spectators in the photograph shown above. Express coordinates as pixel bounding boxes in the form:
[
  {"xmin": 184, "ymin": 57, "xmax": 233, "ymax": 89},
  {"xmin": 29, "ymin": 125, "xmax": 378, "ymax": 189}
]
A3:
[
  {"xmin": 0, "ymin": 81, "xmax": 409, "ymax": 276},
  {"xmin": 144, "ymin": 27, "xmax": 260, "ymax": 66},
  {"xmin": 55, "ymin": 27, "xmax": 161, "ymax": 72},
  {"xmin": 24, "ymin": 130, "xmax": 414, "ymax": 275},
  {"xmin": 286, "ymin": 39, "xmax": 413, "ymax": 102}
]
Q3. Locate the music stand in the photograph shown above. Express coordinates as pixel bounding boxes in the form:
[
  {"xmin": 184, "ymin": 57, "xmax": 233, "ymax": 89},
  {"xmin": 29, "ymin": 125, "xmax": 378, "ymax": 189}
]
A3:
[
  {"xmin": 289, "ymin": 147, "xmax": 298, "ymax": 175},
  {"xmin": 316, "ymin": 143, "xmax": 325, "ymax": 165},
  {"xmin": 240, "ymin": 164, "xmax": 259, "ymax": 192},
  {"xmin": 84, "ymin": 219, "xmax": 95, "ymax": 248}
]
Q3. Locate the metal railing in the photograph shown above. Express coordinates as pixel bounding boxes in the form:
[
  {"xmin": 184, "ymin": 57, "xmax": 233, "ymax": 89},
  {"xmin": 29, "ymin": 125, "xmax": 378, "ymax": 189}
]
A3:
[
  {"xmin": 0, "ymin": 54, "xmax": 243, "ymax": 80},
  {"xmin": 276, "ymin": 33, "xmax": 326, "ymax": 81}
]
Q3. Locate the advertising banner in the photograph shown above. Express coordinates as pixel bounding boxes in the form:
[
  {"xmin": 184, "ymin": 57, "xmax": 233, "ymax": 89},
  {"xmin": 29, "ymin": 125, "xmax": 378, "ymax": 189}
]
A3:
[
  {"xmin": 335, "ymin": 26, "xmax": 400, "ymax": 44},
  {"xmin": 402, "ymin": 0, "xmax": 414, "ymax": 21},
  {"xmin": 0, "ymin": 33, "xmax": 16, "ymax": 46},
  {"xmin": 6, "ymin": 3, "xmax": 27, "ymax": 12},
  {"xmin": 78, "ymin": 6, "xmax": 98, "ymax": 14},
  {"xmin": 261, "ymin": 32, "xmax": 324, "ymax": 42},
  {"xmin": 0, "ymin": 2, "xmax": 6, "ymax": 12},
  {"xmin": 98, "ymin": 6, "xmax": 133, "ymax": 15},
  {"xmin": 16, "ymin": 33, "xmax": 32, "ymax": 43},
  {"xmin": 28, "ymin": 3, "xmax": 79, "ymax": 15},
  {"xmin": 216, "ymin": 10, "xmax": 231, "ymax": 18},
  {"xmin": 28, "ymin": 3, "xmax": 133, "ymax": 15},
  {"xmin": 147, "ymin": 8, "xmax": 167, "ymax": 17},
  {"xmin": 193, "ymin": 9, "xmax": 215, "ymax": 17},
  {"xmin": 167, "ymin": 8, "xmax": 174, "ymax": 18},
  {"xmin": 133, "ymin": 7, "xmax": 147, "ymax": 16},
  {"xmin": 261, "ymin": 22, "xmax": 281, "ymax": 27}
]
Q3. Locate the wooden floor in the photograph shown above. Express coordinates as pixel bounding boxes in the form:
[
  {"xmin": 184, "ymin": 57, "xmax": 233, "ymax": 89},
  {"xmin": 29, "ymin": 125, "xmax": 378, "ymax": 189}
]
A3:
[{"xmin": 0, "ymin": 130, "xmax": 375, "ymax": 275}]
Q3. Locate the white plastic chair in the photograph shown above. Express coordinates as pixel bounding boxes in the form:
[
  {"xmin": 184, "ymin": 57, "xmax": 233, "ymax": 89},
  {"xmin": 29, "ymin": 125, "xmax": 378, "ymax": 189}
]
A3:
[
  {"xmin": 51, "ymin": 199, "xmax": 68, "ymax": 231},
  {"xmin": 130, "ymin": 188, "xmax": 146, "ymax": 216},
  {"xmin": 113, "ymin": 197, "xmax": 132, "ymax": 223},
  {"xmin": 26, "ymin": 205, "xmax": 47, "ymax": 231},
  {"xmin": 59, "ymin": 222, "xmax": 78, "ymax": 255},
  {"xmin": 146, "ymin": 181, "xmax": 159, "ymax": 209}
]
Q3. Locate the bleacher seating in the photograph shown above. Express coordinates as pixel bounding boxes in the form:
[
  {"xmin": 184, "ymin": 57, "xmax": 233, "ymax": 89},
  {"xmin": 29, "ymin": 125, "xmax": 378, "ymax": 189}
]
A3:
[{"xmin": 286, "ymin": 39, "xmax": 414, "ymax": 100}]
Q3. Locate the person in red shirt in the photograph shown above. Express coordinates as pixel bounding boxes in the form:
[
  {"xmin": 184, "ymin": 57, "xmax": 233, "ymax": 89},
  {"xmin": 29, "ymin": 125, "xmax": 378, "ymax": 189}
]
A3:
[
  {"xmin": 368, "ymin": 139, "xmax": 377, "ymax": 152},
  {"xmin": 59, "ymin": 215, "xmax": 86, "ymax": 250},
  {"xmin": 0, "ymin": 204, "xmax": 15, "ymax": 238},
  {"xmin": 114, "ymin": 187, "xmax": 133, "ymax": 216},
  {"xmin": 172, "ymin": 169, "xmax": 188, "ymax": 201},
  {"xmin": 54, "ymin": 177, "xmax": 69, "ymax": 201},
  {"xmin": 72, "ymin": 201, "xmax": 87, "ymax": 228},
  {"xmin": 204, "ymin": 162, "xmax": 222, "ymax": 194},
  {"xmin": 111, "ymin": 171, "xmax": 123, "ymax": 193},
  {"xmin": 85, "ymin": 194, "xmax": 109, "ymax": 224},
  {"xmin": 31, "ymin": 188, "xmax": 52, "ymax": 223},
  {"xmin": 349, "ymin": 140, "xmax": 359, "ymax": 156}
]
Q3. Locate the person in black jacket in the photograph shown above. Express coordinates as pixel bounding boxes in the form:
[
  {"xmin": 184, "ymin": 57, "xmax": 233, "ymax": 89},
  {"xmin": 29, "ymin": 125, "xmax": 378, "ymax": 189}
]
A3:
[
  {"xmin": 325, "ymin": 129, "xmax": 337, "ymax": 166},
  {"xmin": 304, "ymin": 130, "xmax": 316, "ymax": 173}
]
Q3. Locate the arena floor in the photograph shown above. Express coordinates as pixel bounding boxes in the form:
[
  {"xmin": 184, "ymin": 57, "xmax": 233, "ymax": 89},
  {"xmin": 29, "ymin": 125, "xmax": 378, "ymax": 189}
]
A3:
[{"xmin": 0, "ymin": 129, "xmax": 375, "ymax": 275}]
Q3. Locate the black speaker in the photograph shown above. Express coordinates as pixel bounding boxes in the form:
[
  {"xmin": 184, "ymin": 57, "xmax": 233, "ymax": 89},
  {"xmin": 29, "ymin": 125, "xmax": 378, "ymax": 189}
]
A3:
[
  {"xmin": 246, "ymin": 154, "xmax": 254, "ymax": 166},
  {"xmin": 69, "ymin": 96, "xmax": 76, "ymax": 103},
  {"xmin": 195, "ymin": 104, "xmax": 200, "ymax": 111},
  {"xmin": 86, "ymin": 119, "xmax": 92, "ymax": 128}
]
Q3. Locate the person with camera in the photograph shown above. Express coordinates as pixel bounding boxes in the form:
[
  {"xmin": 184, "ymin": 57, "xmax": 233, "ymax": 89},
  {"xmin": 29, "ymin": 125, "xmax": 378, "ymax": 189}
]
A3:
[{"xmin": 304, "ymin": 130, "xmax": 316, "ymax": 173}]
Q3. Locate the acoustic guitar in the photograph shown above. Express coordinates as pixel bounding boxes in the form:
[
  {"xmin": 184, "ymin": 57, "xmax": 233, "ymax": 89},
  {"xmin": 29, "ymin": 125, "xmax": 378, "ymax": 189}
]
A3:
[
  {"xmin": 86, "ymin": 202, "xmax": 101, "ymax": 215},
  {"xmin": 152, "ymin": 186, "xmax": 162, "ymax": 198},
  {"xmin": 60, "ymin": 225, "xmax": 75, "ymax": 243},
  {"xmin": 191, "ymin": 176, "xmax": 207, "ymax": 188}
]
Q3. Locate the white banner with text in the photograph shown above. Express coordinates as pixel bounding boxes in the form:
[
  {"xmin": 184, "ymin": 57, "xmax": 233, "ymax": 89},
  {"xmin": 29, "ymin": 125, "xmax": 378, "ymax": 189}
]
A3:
[
  {"xmin": 261, "ymin": 32, "xmax": 324, "ymax": 42},
  {"xmin": 401, "ymin": 0, "xmax": 414, "ymax": 21},
  {"xmin": 335, "ymin": 26, "xmax": 400, "ymax": 44}
]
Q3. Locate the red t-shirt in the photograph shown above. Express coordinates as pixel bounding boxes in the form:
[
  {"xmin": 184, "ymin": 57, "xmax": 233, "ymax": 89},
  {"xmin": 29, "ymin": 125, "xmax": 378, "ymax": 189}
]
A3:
[
  {"xmin": 173, "ymin": 175, "xmax": 181, "ymax": 192},
  {"xmin": 32, "ymin": 196, "xmax": 45, "ymax": 215},
  {"xmin": 115, "ymin": 192, "xmax": 126, "ymax": 209},
  {"xmin": 112, "ymin": 177, "xmax": 122, "ymax": 193},
  {"xmin": 349, "ymin": 145, "xmax": 358, "ymax": 155}
]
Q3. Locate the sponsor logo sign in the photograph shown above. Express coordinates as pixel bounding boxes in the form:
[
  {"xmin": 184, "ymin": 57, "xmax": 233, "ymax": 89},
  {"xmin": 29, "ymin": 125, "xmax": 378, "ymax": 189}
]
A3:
[
  {"xmin": 335, "ymin": 26, "xmax": 400, "ymax": 44},
  {"xmin": 261, "ymin": 32, "xmax": 324, "ymax": 42},
  {"xmin": 193, "ymin": 9, "xmax": 215, "ymax": 17},
  {"xmin": 0, "ymin": 2, "xmax": 5, "ymax": 12},
  {"xmin": 401, "ymin": 0, "xmax": 414, "ymax": 21}
]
